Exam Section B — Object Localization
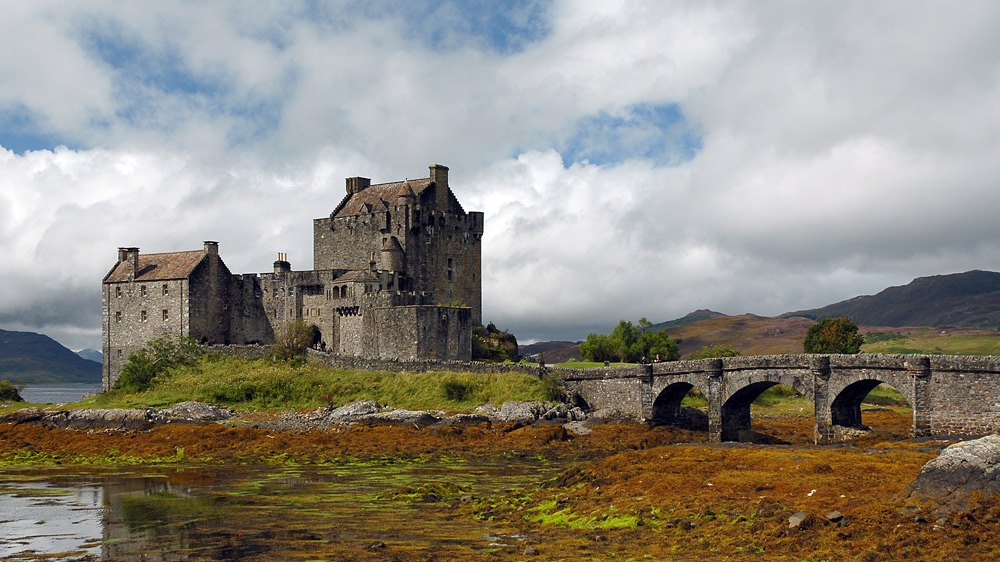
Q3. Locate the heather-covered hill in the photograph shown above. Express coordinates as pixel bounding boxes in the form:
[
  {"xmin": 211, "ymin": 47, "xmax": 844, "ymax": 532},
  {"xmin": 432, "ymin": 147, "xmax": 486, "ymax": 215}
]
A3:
[{"xmin": 780, "ymin": 270, "xmax": 1000, "ymax": 328}]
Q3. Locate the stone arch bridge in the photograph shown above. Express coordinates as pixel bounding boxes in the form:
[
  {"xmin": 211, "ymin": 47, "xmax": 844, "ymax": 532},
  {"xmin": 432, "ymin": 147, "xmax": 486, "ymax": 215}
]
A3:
[{"xmin": 557, "ymin": 354, "xmax": 1000, "ymax": 444}]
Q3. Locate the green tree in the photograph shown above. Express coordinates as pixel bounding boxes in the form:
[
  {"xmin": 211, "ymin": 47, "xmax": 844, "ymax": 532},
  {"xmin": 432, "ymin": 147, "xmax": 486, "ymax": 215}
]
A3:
[
  {"xmin": 580, "ymin": 319, "xmax": 679, "ymax": 363},
  {"xmin": 686, "ymin": 344, "xmax": 742, "ymax": 360},
  {"xmin": 114, "ymin": 335, "xmax": 204, "ymax": 393},
  {"xmin": 804, "ymin": 317, "xmax": 865, "ymax": 354},
  {"xmin": 579, "ymin": 332, "xmax": 614, "ymax": 362},
  {"xmin": 271, "ymin": 319, "xmax": 318, "ymax": 361}
]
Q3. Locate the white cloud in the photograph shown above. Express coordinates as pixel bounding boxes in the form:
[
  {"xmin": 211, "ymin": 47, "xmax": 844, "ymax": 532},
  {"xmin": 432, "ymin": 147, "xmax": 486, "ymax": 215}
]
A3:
[{"xmin": 2, "ymin": 1, "xmax": 1000, "ymax": 349}]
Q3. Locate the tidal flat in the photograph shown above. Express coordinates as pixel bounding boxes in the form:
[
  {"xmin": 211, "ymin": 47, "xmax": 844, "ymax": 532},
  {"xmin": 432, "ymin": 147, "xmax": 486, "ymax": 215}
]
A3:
[{"xmin": 2, "ymin": 411, "xmax": 998, "ymax": 561}]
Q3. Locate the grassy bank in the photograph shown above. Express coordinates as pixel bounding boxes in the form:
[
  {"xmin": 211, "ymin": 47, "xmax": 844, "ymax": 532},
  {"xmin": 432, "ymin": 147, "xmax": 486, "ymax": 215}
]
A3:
[
  {"xmin": 88, "ymin": 355, "xmax": 557, "ymax": 411},
  {"xmin": 862, "ymin": 329, "xmax": 1000, "ymax": 355}
]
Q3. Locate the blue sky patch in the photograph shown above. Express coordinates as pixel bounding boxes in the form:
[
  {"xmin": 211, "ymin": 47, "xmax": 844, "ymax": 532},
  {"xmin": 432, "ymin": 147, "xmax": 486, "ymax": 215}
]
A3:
[
  {"xmin": 560, "ymin": 103, "xmax": 703, "ymax": 167},
  {"xmin": 0, "ymin": 105, "xmax": 78, "ymax": 154},
  {"xmin": 358, "ymin": 0, "xmax": 552, "ymax": 54}
]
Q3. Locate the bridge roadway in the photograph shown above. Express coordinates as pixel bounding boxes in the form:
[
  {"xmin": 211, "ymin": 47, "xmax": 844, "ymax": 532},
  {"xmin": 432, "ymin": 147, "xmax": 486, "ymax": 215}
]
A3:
[{"xmin": 556, "ymin": 354, "xmax": 1000, "ymax": 444}]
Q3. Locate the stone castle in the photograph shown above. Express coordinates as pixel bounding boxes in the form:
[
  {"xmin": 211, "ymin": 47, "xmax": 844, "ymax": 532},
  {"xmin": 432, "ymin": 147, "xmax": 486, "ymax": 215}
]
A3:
[{"xmin": 102, "ymin": 164, "xmax": 483, "ymax": 390}]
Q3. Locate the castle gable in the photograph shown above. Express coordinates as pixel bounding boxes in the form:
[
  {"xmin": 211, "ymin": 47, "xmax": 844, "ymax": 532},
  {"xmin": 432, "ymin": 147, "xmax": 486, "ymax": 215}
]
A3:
[
  {"xmin": 331, "ymin": 178, "xmax": 433, "ymax": 219},
  {"xmin": 104, "ymin": 250, "xmax": 205, "ymax": 283}
]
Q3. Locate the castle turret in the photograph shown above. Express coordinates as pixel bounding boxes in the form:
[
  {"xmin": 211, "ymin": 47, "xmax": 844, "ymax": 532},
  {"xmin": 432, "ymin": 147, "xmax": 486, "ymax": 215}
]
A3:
[
  {"xmin": 429, "ymin": 164, "xmax": 449, "ymax": 210},
  {"xmin": 381, "ymin": 236, "xmax": 405, "ymax": 272}
]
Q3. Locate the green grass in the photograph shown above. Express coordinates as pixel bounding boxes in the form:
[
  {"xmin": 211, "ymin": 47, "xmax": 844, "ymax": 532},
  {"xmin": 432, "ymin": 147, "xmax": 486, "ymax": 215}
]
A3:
[
  {"xmin": 862, "ymin": 333, "xmax": 1000, "ymax": 355},
  {"xmin": 87, "ymin": 355, "xmax": 556, "ymax": 411}
]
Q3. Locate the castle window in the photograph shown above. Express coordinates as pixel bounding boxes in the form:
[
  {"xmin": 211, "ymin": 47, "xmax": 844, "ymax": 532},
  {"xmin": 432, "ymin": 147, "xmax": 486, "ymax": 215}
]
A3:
[
  {"xmin": 118, "ymin": 349, "xmax": 122, "ymax": 358},
  {"xmin": 140, "ymin": 285, "xmax": 147, "ymax": 297},
  {"xmin": 162, "ymin": 284, "xmax": 169, "ymax": 296},
  {"xmin": 341, "ymin": 286, "xmax": 347, "ymax": 298},
  {"xmin": 447, "ymin": 270, "xmax": 453, "ymax": 281},
  {"xmin": 140, "ymin": 310, "xmax": 147, "ymax": 322},
  {"xmin": 289, "ymin": 287, "xmax": 294, "ymax": 296},
  {"xmin": 115, "ymin": 286, "xmax": 122, "ymax": 298},
  {"xmin": 162, "ymin": 309, "xmax": 168, "ymax": 321},
  {"xmin": 115, "ymin": 311, "xmax": 121, "ymax": 323},
  {"xmin": 273, "ymin": 288, "xmax": 278, "ymax": 298}
]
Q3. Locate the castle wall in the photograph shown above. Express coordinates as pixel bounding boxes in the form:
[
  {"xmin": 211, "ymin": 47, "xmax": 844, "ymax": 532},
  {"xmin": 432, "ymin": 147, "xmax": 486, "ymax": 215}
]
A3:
[
  {"xmin": 102, "ymin": 278, "xmax": 189, "ymax": 391},
  {"xmin": 186, "ymin": 255, "xmax": 232, "ymax": 345}
]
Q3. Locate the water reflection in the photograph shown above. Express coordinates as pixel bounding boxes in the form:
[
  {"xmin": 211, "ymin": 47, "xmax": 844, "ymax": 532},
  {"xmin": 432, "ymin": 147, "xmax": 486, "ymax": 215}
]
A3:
[{"xmin": 1, "ymin": 461, "xmax": 555, "ymax": 560}]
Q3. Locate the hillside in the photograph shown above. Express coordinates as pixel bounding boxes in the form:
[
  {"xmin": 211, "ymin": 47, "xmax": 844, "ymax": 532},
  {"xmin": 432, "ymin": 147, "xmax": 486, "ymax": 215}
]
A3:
[
  {"xmin": 647, "ymin": 309, "xmax": 726, "ymax": 332},
  {"xmin": 0, "ymin": 329, "xmax": 102, "ymax": 384},
  {"xmin": 780, "ymin": 270, "xmax": 1000, "ymax": 328},
  {"xmin": 666, "ymin": 315, "xmax": 816, "ymax": 357}
]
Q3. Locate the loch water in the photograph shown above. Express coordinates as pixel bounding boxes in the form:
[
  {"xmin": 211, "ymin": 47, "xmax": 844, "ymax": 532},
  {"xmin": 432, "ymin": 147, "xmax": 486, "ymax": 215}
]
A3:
[{"xmin": 0, "ymin": 460, "xmax": 558, "ymax": 560}]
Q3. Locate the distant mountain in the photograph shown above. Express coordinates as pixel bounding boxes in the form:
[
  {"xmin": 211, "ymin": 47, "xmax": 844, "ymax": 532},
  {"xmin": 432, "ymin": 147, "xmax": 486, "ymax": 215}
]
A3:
[
  {"xmin": 647, "ymin": 309, "xmax": 727, "ymax": 332},
  {"xmin": 76, "ymin": 348, "xmax": 103, "ymax": 363},
  {"xmin": 780, "ymin": 270, "xmax": 1000, "ymax": 328},
  {"xmin": 0, "ymin": 329, "xmax": 102, "ymax": 384}
]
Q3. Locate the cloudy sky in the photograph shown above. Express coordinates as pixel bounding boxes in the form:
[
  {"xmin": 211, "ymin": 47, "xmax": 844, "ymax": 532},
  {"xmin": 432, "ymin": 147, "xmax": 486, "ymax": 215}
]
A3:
[{"xmin": 2, "ymin": 1, "xmax": 1000, "ymax": 351}]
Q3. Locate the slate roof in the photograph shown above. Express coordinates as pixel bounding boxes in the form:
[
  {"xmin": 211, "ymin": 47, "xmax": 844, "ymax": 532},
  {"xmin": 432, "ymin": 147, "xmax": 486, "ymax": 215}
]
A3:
[
  {"xmin": 334, "ymin": 270, "xmax": 379, "ymax": 283},
  {"xmin": 331, "ymin": 178, "xmax": 432, "ymax": 218},
  {"xmin": 104, "ymin": 250, "xmax": 206, "ymax": 283}
]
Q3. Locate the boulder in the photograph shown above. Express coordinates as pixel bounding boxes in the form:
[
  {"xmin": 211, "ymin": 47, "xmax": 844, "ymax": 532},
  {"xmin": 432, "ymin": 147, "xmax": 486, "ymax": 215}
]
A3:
[
  {"xmin": 905, "ymin": 434, "xmax": 1000, "ymax": 513},
  {"xmin": 164, "ymin": 401, "xmax": 234, "ymax": 422}
]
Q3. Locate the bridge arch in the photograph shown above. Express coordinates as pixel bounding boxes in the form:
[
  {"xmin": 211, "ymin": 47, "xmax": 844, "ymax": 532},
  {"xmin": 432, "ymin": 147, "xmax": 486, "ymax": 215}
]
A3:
[
  {"xmin": 650, "ymin": 381, "xmax": 709, "ymax": 430},
  {"xmin": 824, "ymin": 367, "xmax": 915, "ymax": 435},
  {"xmin": 718, "ymin": 361, "xmax": 813, "ymax": 442}
]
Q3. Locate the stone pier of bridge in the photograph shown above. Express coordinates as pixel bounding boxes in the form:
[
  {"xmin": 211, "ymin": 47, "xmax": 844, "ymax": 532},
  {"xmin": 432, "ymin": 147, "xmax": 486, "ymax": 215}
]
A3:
[{"xmin": 556, "ymin": 354, "xmax": 1000, "ymax": 444}]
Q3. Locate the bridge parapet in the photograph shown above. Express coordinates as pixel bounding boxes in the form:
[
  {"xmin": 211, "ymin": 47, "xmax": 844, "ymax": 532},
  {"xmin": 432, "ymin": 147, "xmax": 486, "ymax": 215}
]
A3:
[{"xmin": 562, "ymin": 353, "xmax": 1000, "ymax": 444}]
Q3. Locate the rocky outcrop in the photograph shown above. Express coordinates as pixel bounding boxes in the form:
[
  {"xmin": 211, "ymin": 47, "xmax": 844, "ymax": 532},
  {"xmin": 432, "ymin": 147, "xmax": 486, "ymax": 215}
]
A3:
[
  {"xmin": 905, "ymin": 434, "xmax": 1000, "ymax": 513},
  {"xmin": 0, "ymin": 402, "xmax": 234, "ymax": 431}
]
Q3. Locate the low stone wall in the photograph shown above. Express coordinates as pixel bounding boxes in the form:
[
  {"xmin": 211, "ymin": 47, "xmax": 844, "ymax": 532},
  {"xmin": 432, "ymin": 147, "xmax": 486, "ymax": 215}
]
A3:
[{"xmin": 304, "ymin": 349, "xmax": 548, "ymax": 377}]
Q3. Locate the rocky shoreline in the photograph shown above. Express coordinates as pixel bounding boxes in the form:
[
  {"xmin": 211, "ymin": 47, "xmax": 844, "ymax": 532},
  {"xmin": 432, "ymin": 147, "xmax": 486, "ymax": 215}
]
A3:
[{"xmin": 0, "ymin": 399, "xmax": 606, "ymax": 433}]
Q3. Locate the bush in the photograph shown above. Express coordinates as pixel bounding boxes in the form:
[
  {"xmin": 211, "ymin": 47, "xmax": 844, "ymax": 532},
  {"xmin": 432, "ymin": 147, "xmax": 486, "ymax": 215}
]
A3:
[
  {"xmin": 271, "ymin": 319, "xmax": 318, "ymax": 361},
  {"xmin": 114, "ymin": 336, "xmax": 204, "ymax": 394},
  {"xmin": 0, "ymin": 380, "xmax": 25, "ymax": 402},
  {"xmin": 804, "ymin": 317, "xmax": 865, "ymax": 354},
  {"xmin": 472, "ymin": 322, "xmax": 519, "ymax": 362}
]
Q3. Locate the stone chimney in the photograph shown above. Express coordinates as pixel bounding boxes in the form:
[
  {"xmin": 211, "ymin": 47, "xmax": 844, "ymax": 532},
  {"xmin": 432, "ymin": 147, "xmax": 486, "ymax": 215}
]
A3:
[
  {"xmin": 429, "ymin": 164, "xmax": 449, "ymax": 210},
  {"xmin": 274, "ymin": 252, "xmax": 291, "ymax": 274},
  {"xmin": 203, "ymin": 241, "xmax": 219, "ymax": 255},
  {"xmin": 118, "ymin": 247, "xmax": 139, "ymax": 280},
  {"xmin": 346, "ymin": 176, "xmax": 371, "ymax": 195}
]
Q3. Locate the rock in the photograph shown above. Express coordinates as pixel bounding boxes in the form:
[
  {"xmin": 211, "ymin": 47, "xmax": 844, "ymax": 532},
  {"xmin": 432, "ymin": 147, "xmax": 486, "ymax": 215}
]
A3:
[
  {"xmin": 788, "ymin": 512, "xmax": 812, "ymax": 530},
  {"xmin": 164, "ymin": 401, "xmax": 234, "ymax": 421},
  {"xmin": 825, "ymin": 511, "xmax": 844, "ymax": 523},
  {"xmin": 365, "ymin": 408, "xmax": 441, "ymax": 427},
  {"xmin": 496, "ymin": 401, "xmax": 549, "ymax": 424},
  {"xmin": 366, "ymin": 541, "xmax": 385, "ymax": 551},
  {"xmin": 523, "ymin": 546, "xmax": 538, "ymax": 555},
  {"xmin": 905, "ymin": 435, "xmax": 1000, "ymax": 513},
  {"xmin": 329, "ymin": 400, "xmax": 382, "ymax": 418}
]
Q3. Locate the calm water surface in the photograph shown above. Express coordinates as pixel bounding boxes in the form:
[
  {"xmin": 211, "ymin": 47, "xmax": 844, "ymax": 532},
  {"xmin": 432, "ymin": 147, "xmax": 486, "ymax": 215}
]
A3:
[
  {"xmin": 0, "ymin": 460, "xmax": 559, "ymax": 560},
  {"xmin": 19, "ymin": 383, "xmax": 103, "ymax": 404}
]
